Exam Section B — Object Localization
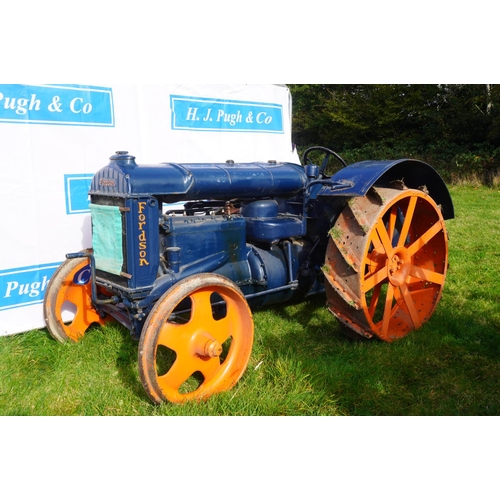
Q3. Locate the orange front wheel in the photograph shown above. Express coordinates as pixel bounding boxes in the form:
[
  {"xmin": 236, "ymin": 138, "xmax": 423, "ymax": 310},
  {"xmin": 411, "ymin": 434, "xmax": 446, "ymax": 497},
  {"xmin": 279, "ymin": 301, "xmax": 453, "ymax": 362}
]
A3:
[
  {"xmin": 138, "ymin": 273, "xmax": 254, "ymax": 404},
  {"xmin": 43, "ymin": 255, "xmax": 110, "ymax": 342}
]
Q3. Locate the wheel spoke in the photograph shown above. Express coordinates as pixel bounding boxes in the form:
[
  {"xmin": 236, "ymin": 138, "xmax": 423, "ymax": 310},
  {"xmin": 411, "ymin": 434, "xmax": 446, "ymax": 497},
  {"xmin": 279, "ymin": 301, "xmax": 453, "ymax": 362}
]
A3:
[
  {"xmin": 68, "ymin": 308, "xmax": 94, "ymax": 335},
  {"xmin": 362, "ymin": 267, "xmax": 388, "ymax": 293},
  {"xmin": 64, "ymin": 287, "xmax": 101, "ymax": 333},
  {"xmin": 367, "ymin": 283, "xmax": 382, "ymax": 318},
  {"xmin": 197, "ymin": 356, "xmax": 222, "ymax": 381},
  {"xmin": 409, "ymin": 265, "xmax": 445, "ymax": 285},
  {"xmin": 380, "ymin": 283, "xmax": 395, "ymax": 338},
  {"xmin": 399, "ymin": 282, "xmax": 422, "ymax": 329},
  {"xmin": 158, "ymin": 356, "xmax": 196, "ymax": 391},
  {"xmin": 388, "ymin": 205, "xmax": 398, "ymax": 242},
  {"xmin": 407, "ymin": 220, "xmax": 444, "ymax": 256},
  {"xmin": 62, "ymin": 282, "xmax": 86, "ymax": 304},
  {"xmin": 189, "ymin": 290, "xmax": 216, "ymax": 328},
  {"xmin": 369, "ymin": 230, "xmax": 389, "ymax": 261},
  {"xmin": 375, "ymin": 218, "xmax": 394, "ymax": 256},
  {"xmin": 365, "ymin": 254, "xmax": 381, "ymax": 268},
  {"xmin": 397, "ymin": 196, "xmax": 417, "ymax": 247},
  {"xmin": 157, "ymin": 322, "xmax": 187, "ymax": 351},
  {"xmin": 207, "ymin": 315, "xmax": 232, "ymax": 345}
]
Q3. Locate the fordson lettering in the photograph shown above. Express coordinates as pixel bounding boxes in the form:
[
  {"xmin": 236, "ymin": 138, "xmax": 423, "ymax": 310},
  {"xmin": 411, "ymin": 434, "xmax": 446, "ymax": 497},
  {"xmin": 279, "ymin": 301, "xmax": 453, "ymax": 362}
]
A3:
[{"xmin": 137, "ymin": 202, "xmax": 149, "ymax": 266}]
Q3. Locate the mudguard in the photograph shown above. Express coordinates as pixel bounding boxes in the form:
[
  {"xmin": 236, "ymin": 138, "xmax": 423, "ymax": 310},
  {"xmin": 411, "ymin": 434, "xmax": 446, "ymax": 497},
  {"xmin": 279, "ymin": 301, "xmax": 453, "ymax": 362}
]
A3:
[{"xmin": 317, "ymin": 159, "xmax": 454, "ymax": 220}]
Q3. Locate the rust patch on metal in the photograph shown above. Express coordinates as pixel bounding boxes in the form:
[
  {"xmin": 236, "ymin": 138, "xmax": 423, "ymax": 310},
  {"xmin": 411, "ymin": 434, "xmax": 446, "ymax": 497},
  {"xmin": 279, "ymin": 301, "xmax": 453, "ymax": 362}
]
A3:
[{"xmin": 322, "ymin": 266, "xmax": 361, "ymax": 310}]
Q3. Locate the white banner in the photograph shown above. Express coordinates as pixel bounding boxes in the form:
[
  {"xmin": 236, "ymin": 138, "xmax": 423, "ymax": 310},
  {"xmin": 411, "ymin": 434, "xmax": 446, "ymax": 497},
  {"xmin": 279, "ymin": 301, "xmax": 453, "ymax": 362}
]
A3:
[{"xmin": 0, "ymin": 84, "xmax": 299, "ymax": 335}]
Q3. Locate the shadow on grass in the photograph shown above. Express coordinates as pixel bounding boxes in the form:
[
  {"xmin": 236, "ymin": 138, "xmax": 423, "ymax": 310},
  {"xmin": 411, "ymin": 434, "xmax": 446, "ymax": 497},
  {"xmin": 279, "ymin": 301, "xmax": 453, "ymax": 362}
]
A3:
[
  {"xmin": 249, "ymin": 292, "xmax": 500, "ymax": 416},
  {"xmin": 41, "ymin": 323, "xmax": 152, "ymax": 406},
  {"xmin": 111, "ymin": 326, "xmax": 154, "ymax": 404}
]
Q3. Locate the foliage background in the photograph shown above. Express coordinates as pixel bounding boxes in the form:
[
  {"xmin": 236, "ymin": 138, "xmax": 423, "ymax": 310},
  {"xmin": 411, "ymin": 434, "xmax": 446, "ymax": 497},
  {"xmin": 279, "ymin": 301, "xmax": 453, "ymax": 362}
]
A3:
[{"xmin": 288, "ymin": 84, "xmax": 500, "ymax": 185}]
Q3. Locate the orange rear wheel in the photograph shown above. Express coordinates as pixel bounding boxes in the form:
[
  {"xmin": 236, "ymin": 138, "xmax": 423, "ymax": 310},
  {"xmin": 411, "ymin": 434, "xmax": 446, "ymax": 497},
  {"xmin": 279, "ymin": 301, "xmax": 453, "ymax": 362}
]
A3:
[
  {"xmin": 138, "ymin": 273, "xmax": 254, "ymax": 404},
  {"xmin": 324, "ymin": 187, "xmax": 448, "ymax": 342}
]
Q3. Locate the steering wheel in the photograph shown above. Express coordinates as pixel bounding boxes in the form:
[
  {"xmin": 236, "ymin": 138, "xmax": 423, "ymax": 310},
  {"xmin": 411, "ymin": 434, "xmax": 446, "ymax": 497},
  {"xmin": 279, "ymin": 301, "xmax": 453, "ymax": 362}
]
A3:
[{"xmin": 302, "ymin": 146, "xmax": 347, "ymax": 177}]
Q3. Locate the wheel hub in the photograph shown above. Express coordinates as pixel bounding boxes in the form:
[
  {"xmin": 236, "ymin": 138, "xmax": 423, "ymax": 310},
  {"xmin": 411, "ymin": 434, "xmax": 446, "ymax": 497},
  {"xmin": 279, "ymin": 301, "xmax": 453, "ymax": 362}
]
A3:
[
  {"xmin": 387, "ymin": 247, "xmax": 410, "ymax": 286},
  {"xmin": 203, "ymin": 338, "xmax": 223, "ymax": 358},
  {"xmin": 191, "ymin": 331, "xmax": 223, "ymax": 358}
]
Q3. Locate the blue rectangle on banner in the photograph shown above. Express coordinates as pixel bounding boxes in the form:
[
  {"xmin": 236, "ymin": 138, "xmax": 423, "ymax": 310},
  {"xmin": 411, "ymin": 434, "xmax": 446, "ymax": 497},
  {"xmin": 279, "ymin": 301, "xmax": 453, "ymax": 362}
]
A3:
[
  {"xmin": 170, "ymin": 95, "xmax": 283, "ymax": 133},
  {"xmin": 0, "ymin": 84, "xmax": 114, "ymax": 126},
  {"xmin": 0, "ymin": 263, "xmax": 61, "ymax": 311},
  {"xmin": 64, "ymin": 174, "xmax": 93, "ymax": 214}
]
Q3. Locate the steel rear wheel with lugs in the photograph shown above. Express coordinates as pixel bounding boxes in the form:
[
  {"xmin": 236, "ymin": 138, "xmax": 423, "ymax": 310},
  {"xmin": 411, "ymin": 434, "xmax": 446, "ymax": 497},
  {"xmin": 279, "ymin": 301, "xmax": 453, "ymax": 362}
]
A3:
[{"xmin": 323, "ymin": 187, "xmax": 449, "ymax": 342}]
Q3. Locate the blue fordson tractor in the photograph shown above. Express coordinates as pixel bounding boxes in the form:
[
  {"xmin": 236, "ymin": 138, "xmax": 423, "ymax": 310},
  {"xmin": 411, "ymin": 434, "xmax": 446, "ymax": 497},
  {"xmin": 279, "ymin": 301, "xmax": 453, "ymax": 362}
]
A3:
[{"xmin": 43, "ymin": 147, "xmax": 454, "ymax": 403}]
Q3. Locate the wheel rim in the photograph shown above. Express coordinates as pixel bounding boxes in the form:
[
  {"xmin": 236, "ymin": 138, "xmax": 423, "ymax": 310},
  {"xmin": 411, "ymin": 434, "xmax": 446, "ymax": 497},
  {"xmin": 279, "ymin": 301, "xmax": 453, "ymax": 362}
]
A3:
[
  {"xmin": 138, "ymin": 274, "xmax": 254, "ymax": 404},
  {"xmin": 43, "ymin": 257, "xmax": 108, "ymax": 342},
  {"xmin": 324, "ymin": 187, "xmax": 448, "ymax": 342}
]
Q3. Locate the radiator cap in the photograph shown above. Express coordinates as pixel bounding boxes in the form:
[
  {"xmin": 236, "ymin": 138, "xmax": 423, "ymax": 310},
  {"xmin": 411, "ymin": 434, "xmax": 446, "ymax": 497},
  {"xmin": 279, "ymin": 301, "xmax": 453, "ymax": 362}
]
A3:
[{"xmin": 110, "ymin": 151, "xmax": 137, "ymax": 168}]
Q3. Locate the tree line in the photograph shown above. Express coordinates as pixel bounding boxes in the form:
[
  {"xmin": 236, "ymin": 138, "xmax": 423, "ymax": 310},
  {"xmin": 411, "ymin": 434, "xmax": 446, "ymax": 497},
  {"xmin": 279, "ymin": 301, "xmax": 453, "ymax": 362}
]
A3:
[{"xmin": 288, "ymin": 84, "xmax": 500, "ymax": 184}]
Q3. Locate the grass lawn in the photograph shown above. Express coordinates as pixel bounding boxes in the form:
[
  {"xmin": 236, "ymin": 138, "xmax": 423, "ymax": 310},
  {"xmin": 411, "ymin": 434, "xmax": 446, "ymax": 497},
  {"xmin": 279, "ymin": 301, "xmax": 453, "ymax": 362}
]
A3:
[{"xmin": 0, "ymin": 185, "xmax": 499, "ymax": 416}]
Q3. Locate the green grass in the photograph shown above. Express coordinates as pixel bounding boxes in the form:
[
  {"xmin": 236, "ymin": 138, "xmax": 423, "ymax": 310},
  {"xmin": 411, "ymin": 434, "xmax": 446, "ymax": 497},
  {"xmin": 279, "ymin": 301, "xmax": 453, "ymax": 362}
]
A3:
[{"xmin": 1, "ymin": 185, "xmax": 499, "ymax": 416}]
